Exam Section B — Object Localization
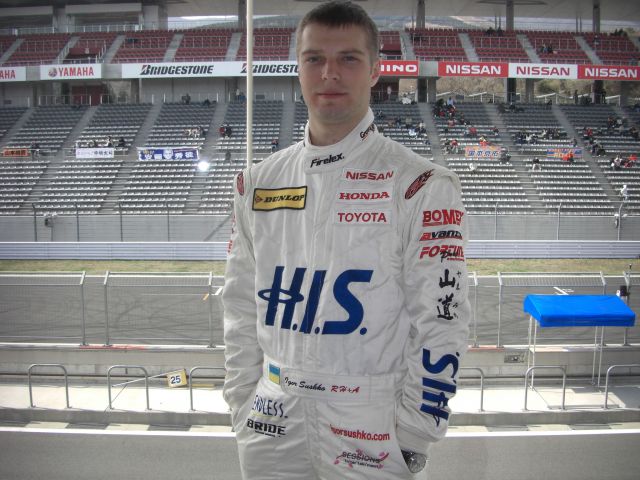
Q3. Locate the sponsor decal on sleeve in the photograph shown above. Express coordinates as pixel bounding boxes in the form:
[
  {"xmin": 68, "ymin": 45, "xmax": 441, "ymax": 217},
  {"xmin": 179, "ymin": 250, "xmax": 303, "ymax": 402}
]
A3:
[
  {"xmin": 420, "ymin": 230, "xmax": 463, "ymax": 241},
  {"xmin": 422, "ymin": 209, "xmax": 464, "ymax": 227},
  {"xmin": 252, "ymin": 186, "xmax": 307, "ymax": 211},
  {"xmin": 405, "ymin": 169, "xmax": 434, "ymax": 199},
  {"xmin": 419, "ymin": 244, "xmax": 465, "ymax": 262},
  {"xmin": 421, "ymin": 348, "xmax": 459, "ymax": 426}
]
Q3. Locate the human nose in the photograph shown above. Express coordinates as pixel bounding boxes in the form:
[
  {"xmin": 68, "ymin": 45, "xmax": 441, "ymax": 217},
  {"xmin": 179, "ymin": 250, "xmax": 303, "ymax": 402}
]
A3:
[{"xmin": 321, "ymin": 59, "xmax": 339, "ymax": 80}]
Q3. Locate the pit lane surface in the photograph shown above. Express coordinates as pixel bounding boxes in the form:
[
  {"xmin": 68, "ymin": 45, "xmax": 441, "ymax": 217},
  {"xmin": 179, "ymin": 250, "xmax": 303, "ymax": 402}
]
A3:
[{"xmin": 1, "ymin": 426, "xmax": 638, "ymax": 480}]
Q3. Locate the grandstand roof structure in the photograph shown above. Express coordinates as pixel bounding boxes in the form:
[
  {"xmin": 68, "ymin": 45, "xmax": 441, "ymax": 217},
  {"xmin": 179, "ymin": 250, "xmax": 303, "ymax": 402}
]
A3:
[{"xmin": 0, "ymin": 0, "xmax": 638, "ymax": 24}]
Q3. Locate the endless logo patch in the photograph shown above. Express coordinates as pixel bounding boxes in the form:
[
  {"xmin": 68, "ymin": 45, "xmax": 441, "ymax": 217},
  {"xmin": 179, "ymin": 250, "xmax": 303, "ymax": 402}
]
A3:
[{"xmin": 253, "ymin": 186, "xmax": 307, "ymax": 211}]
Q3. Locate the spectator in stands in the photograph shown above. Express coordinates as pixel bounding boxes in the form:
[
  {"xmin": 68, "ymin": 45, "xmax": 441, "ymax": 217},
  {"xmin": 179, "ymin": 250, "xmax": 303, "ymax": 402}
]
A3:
[
  {"xmin": 629, "ymin": 126, "xmax": 639, "ymax": 141},
  {"xmin": 29, "ymin": 141, "xmax": 40, "ymax": 157},
  {"xmin": 620, "ymin": 184, "xmax": 629, "ymax": 202},
  {"xmin": 224, "ymin": 150, "xmax": 231, "ymax": 163},
  {"xmin": 183, "ymin": 93, "xmax": 191, "ymax": 105},
  {"xmin": 574, "ymin": 90, "xmax": 579, "ymax": 105},
  {"xmin": 468, "ymin": 161, "xmax": 477, "ymax": 172},
  {"xmin": 450, "ymin": 138, "xmax": 459, "ymax": 154},
  {"xmin": 531, "ymin": 157, "xmax": 541, "ymax": 171},
  {"xmin": 198, "ymin": 126, "xmax": 205, "ymax": 138},
  {"xmin": 447, "ymin": 96, "xmax": 454, "ymax": 107},
  {"xmin": 387, "ymin": 85, "xmax": 392, "ymax": 100},
  {"xmin": 499, "ymin": 146, "xmax": 510, "ymax": 164},
  {"xmin": 271, "ymin": 138, "xmax": 279, "ymax": 152},
  {"xmin": 625, "ymin": 153, "xmax": 637, "ymax": 168},
  {"xmin": 106, "ymin": 136, "xmax": 114, "ymax": 147},
  {"xmin": 203, "ymin": 98, "xmax": 211, "ymax": 107},
  {"xmin": 479, "ymin": 136, "xmax": 489, "ymax": 147},
  {"xmin": 612, "ymin": 155, "xmax": 623, "ymax": 170},
  {"xmin": 491, "ymin": 126, "xmax": 499, "ymax": 136},
  {"xmin": 562, "ymin": 151, "xmax": 575, "ymax": 163},
  {"xmin": 417, "ymin": 122, "xmax": 426, "ymax": 136},
  {"xmin": 118, "ymin": 137, "xmax": 126, "ymax": 148},
  {"xmin": 225, "ymin": 125, "xmax": 233, "ymax": 137},
  {"xmin": 235, "ymin": 88, "xmax": 241, "ymax": 100},
  {"xmin": 404, "ymin": 116, "xmax": 413, "ymax": 129},
  {"xmin": 485, "ymin": 26, "xmax": 494, "ymax": 36},
  {"xmin": 466, "ymin": 125, "xmax": 477, "ymax": 137},
  {"xmin": 496, "ymin": 26, "xmax": 504, "ymax": 36},
  {"xmin": 572, "ymin": 138, "xmax": 578, "ymax": 148},
  {"xmin": 219, "ymin": 124, "xmax": 226, "ymax": 137}
]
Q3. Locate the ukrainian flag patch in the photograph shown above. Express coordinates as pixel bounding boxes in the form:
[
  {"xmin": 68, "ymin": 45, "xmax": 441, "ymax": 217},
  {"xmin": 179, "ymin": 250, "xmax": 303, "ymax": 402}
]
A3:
[{"xmin": 268, "ymin": 364, "xmax": 281, "ymax": 384}]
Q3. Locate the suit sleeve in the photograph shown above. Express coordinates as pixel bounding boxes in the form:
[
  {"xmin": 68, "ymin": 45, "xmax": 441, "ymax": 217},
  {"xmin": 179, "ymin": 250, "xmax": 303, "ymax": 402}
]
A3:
[
  {"xmin": 222, "ymin": 170, "xmax": 263, "ymax": 429},
  {"xmin": 396, "ymin": 173, "xmax": 470, "ymax": 455}
]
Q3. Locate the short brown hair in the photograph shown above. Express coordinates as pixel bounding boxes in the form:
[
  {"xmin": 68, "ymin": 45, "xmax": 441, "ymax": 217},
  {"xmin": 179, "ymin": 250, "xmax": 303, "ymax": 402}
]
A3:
[{"xmin": 295, "ymin": 1, "xmax": 379, "ymax": 61}]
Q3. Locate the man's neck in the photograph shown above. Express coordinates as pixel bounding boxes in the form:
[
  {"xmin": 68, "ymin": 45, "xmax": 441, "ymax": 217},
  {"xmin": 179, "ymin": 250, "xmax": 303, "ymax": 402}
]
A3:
[{"xmin": 308, "ymin": 117, "xmax": 362, "ymax": 147}]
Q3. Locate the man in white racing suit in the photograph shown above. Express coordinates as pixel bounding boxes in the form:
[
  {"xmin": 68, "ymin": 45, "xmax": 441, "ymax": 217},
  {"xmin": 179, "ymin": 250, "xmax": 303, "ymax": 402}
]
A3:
[{"xmin": 223, "ymin": 2, "xmax": 470, "ymax": 478}]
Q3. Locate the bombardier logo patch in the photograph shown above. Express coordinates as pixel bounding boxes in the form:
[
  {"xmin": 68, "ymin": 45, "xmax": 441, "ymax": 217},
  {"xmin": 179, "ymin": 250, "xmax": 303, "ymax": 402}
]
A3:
[{"xmin": 253, "ymin": 186, "xmax": 307, "ymax": 211}]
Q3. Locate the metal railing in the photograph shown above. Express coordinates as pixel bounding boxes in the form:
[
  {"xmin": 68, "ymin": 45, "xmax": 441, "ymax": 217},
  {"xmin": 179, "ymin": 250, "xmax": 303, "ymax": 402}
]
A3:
[
  {"xmin": 524, "ymin": 365, "xmax": 567, "ymax": 411},
  {"xmin": 459, "ymin": 367, "xmax": 485, "ymax": 412},
  {"xmin": 189, "ymin": 366, "xmax": 226, "ymax": 411},
  {"xmin": 107, "ymin": 365, "xmax": 150, "ymax": 410},
  {"xmin": 603, "ymin": 364, "xmax": 640, "ymax": 409},
  {"xmin": 28, "ymin": 364, "xmax": 70, "ymax": 408}
]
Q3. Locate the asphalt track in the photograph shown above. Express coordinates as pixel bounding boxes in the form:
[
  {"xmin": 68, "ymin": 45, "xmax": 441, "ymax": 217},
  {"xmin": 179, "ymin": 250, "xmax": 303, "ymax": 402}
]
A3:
[{"xmin": 0, "ymin": 275, "xmax": 638, "ymax": 346}]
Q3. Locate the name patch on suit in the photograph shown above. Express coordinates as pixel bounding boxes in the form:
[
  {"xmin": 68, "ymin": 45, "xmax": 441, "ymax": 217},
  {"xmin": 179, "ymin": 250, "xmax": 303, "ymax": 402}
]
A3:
[{"xmin": 253, "ymin": 186, "xmax": 307, "ymax": 211}]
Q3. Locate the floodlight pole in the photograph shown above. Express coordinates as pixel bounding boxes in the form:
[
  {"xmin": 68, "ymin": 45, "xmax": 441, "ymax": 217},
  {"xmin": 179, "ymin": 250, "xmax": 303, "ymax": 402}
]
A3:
[
  {"xmin": 617, "ymin": 202, "xmax": 624, "ymax": 241},
  {"xmin": 246, "ymin": 0, "xmax": 254, "ymax": 169},
  {"xmin": 31, "ymin": 203, "xmax": 37, "ymax": 242}
]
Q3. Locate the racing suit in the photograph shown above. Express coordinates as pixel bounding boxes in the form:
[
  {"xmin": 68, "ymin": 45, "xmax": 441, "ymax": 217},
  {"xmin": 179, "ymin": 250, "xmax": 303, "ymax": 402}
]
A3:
[{"xmin": 223, "ymin": 108, "xmax": 470, "ymax": 479}]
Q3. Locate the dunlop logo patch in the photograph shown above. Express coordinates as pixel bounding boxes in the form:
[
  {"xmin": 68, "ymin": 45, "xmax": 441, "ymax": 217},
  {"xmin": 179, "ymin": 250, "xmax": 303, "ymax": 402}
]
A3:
[{"xmin": 253, "ymin": 186, "xmax": 307, "ymax": 211}]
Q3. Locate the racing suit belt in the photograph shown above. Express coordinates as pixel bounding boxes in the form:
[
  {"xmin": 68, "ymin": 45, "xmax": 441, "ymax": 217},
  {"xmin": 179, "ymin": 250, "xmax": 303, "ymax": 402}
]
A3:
[{"xmin": 263, "ymin": 356, "xmax": 402, "ymax": 404}]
